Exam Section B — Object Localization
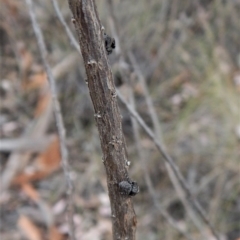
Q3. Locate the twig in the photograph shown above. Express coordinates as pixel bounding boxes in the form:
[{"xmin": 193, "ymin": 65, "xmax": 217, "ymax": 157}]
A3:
[
  {"xmin": 128, "ymin": 52, "xmax": 164, "ymax": 143},
  {"xmin": 51, "ymin": 0, "xmax": 80, "ymax": 54},
  {"xmin": 0, "ymin": 136, "xmax": 54, "ymax": 152},
  {"xmin": 128, "ymin": 76, "xmax": 193, "ymax": 240},
  {"xmin": 25, "ymin": 0, "xmax": 75, "ymax": 239},
  {"xmin": 128, "ymin": 52, "xmax": 207, "ymax": 237}
]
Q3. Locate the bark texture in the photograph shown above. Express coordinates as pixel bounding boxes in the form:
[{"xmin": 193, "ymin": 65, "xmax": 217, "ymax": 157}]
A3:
[{"xmin": 67, "ymin": 1, "xmax": 137, "ymax": 239}]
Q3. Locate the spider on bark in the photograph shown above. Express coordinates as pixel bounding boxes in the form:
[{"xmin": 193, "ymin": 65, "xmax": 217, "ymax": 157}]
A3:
[
  {"xmin": 104, "ymin": 32, "xmax": 115, "ymax": 55},
  {"xmin": 119, "ymin": 179, "xmax": 139, "ymax": 196}
]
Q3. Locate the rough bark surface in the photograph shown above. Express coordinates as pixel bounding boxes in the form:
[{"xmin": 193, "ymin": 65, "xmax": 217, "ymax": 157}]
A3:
[{"xmin": 67, "ymin": 1, "xmax": 137, "ymax": 239}]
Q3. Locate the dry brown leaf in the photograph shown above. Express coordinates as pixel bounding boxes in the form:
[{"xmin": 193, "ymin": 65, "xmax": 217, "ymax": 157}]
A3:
[
  {"xmin": 24, "ymin": 70, "xmax": 50, "ymax": 117},
  {"xmin": 21, "ymin": 183, "xmax": 39, "ymax": 202},
  {"xmin": 36, "ymin": 136, "xmax": 60, "ymax": 173},
  {"xmin": 12, "ymin": 136, "xmax": 60, "ymax": 185},
  {"xmin": 48, "ymin": 226, "xmax": 65, "ymax": 240},
  {"xmin": 12, "ymin": 171, "xmax": 48, "ymax": 186},
  {"xmin": 24, "ymin": 71, "xmax": 48, "ymax": 91},
  {"xmin": 18, "ymin": 215, "xmax": 42, "ymax": 240}
]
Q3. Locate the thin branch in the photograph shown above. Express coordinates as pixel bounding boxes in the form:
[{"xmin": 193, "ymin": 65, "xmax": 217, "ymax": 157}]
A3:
[
  {"xmin": 128, "ymin": 52, "xmax": 207, "ymax": 237},
  {"xmin": 128, "ymin": 76, "xmax": 193, "ymax": 240},
  {"xmin": 0, "ymin": 136, "xmax": 54, "ymax": 152},
  {"xmin": 25, "ymin": 0, "xmax": 75, "ymax": 239},
  {"xmin": 51, "ymin": 0, "xmax": 80, "ymax": 54},
  {"xmin": 128, "ymin": 52, "xmax": 164, "ymax": 143},
  {"xmin": 127, "ymin": 51, "xmax": 220, "ymax": 239}
]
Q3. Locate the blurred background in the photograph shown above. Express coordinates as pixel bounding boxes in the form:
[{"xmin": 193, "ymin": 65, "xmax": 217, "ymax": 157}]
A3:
[{"xmin": 0, "ymin": 0, "xmax": 240, "ymax": 239}]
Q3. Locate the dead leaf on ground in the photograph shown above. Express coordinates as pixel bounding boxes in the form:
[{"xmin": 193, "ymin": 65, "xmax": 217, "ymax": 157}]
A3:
[
  {"xmin": 24, "ymin": 71, "xmax": 48, "ymax": 91},
  {"xmin": 12, "ymin": 136, "xmax": 61, "ymax": 185},
  {"xmin": 21, "ymin": 183, "xmax": 39, "ymax": 202},
  {"xmin": 36, "ymin": 136, "xmax": 60, "ymax": 173},
  {"xmin": 48, "ymin": 226, "xmax": 65, "ymax": 240},
  {"xmin": 18, "ymin": 215, "xmax": 42, "ymax": 240}
]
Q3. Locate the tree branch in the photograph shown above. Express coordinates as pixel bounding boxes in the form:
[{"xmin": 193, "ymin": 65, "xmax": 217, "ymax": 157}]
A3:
[{"xmin": 67, "ymin": 1, "xmax": 137, "ymax": 239}]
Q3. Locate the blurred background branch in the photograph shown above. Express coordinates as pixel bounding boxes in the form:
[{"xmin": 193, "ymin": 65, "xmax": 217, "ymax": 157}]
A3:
[{"xmin": 24, "ymin": 0, "xmax": 75, "ymax": 239}]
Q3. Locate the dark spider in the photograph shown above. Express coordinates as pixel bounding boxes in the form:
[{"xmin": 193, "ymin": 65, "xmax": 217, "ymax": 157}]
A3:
[
  {"xmin": 104, "ymin": 32, "xmax": 115, "ymax": 55},
  {"xmin": 119, "ymin": 179, "xmax": 139, "ymax": 196}
]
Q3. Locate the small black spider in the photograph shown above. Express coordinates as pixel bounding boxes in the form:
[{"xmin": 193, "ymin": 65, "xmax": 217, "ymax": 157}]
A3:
[
  {"xmin": 104, "ymin": 32, "xmax": 115, "ymax": 55},
  {"xmin": 119, "ymin": 179, "xmax": 139, "ymax": 196}
]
